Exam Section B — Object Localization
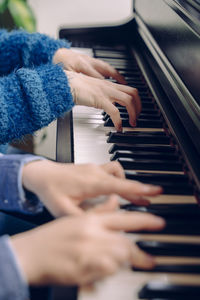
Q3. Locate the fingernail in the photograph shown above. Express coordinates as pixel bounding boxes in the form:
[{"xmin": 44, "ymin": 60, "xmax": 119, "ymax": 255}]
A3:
[
  {"xmin": 117, "ymin": 125, "xmax": 123, "ymax": 132},
  {"xmin": 130, "ymin": 121, "xmax": 136, "ymax": 127},
  {"xmin": 153, "ymin": 216, "xmax": 166, "ymax": 227},
  {"xmin": 142, "ymin": 184, "xmax": 162, "ymax": 193},
  {"xmin": 144, "ymin": 255, "xmax": 155, "ymax": 268}
]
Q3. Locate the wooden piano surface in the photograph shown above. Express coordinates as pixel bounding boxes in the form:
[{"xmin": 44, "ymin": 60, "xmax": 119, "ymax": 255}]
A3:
[{"xmin": 56, "ymin": 1, "xmax": 200, "ymax": 299}]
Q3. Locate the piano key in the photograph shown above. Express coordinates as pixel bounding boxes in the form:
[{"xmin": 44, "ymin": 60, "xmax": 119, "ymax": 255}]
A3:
[
  {"xmin": 103, "ymin": 112, "xmax": 161, "ymax": 120},
  {"xmin": 103, "ymin": 107, "xmax": 160, "ymax": 115},
  {"xmin": 116, "ymin": 101, "xmax": 157, "ymax": 109},
  {"xmin": 107, "ymin": 132, "xmax": 171, "ymax": 144},
  {"xmin": 125, "ymin": 76, "xmax": 145, "ymax": 82},
  {"xmin": 124, "ymin": 82, "xmax": 147, "ymax": 89},
  {"xmin": 94, "ymin": 50, "xmax": 129, "ymax": 59},
  {"xmin": 117, "ymin": 157, "xmax": 183, "ymax": 171},
  {"xmin": 134, "ymin": 264, "xmax": 200, "ymax": 274},
  {"xmin": 104, "ymin": 117, "xmax": 163, "ymax": 128},
  {"xmin": 136, "ymin": 240, "xmax": 200, "ymax": 257},
  {"xmin": 109, "ymin": 143, "xmax": 176, "ymax": 153},
  {"xmin": 139, "ymin": 280, "xmax": 200, "ymax": 299},
  {"xmin": 147, "ymin": 194, "xmax": 196, "ymax": 205},
  {"xmin": 121, "ymin": 203, "xmax": 200, "ymax": 217},
  {"xmin": 123, "ymin": 172, "xmax": 193, "ymax": 194},
  {"xmin": 111, "ymin": 150, "xmax": 179, "ymax": 161},
  {"xmin": 138, "ymin": 219, "xmax": 200, "ymax": 235},
  {"xmin": 98, "ymin": 57, "xmax": 135, "ymax": 66},
  {"xmin": 78, "ymin": 271, "xmax": 200, "ymax": 300}
]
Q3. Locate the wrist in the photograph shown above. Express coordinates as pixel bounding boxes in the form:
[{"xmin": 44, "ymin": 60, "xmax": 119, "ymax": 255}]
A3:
[
  {"xmin": 22, "ymin": 160, "xmax": 48, "ymax": 194},
  {"xmin": 65, "ymin": 70, "xmax": 77, "ymax": 104},
  {"xmin": 10, "ymin": 232, "xmax": 40, "ymax": 286},
  {"xmin": 53, "ymin": 48, "xmax": 69, "ymax": 64}
]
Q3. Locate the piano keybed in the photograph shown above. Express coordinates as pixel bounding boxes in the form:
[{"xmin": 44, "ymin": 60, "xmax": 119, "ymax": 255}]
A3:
[{"xmin": 71, "ymin": 46, "xmax": 200, "ymax": 300}]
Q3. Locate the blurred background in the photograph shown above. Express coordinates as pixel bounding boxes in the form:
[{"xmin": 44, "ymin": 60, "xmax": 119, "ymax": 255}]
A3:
[
  {"xmin": 29, "ymin": 0, "xmax": 133, "ymax": 37},
  {"xmin": 0, "ymin": 0, "xmax": 133, "ymax": 159}
]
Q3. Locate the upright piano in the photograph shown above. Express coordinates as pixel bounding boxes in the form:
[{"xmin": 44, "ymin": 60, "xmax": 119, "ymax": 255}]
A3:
[{"xmin": 56, "ymin": 0, "xmax": 200, "ymax": 299}]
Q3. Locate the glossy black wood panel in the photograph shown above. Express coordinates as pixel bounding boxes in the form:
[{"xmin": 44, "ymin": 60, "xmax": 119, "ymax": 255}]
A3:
[{"xmin": 135, "ymin": 0, "xmax": 200, "ymax": 106}]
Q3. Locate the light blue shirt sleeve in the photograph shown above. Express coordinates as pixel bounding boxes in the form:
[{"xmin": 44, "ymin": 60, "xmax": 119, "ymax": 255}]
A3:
[
  {"xmin": 0, "ymin": 235, "xmax": 30, "ymax": 300},
  {"xmin": 0, "ymin": 154, "xmax": 45, "ymax": 214}
]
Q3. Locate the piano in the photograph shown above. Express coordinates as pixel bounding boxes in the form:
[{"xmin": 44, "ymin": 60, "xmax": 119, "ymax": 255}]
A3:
[{"xmin": 55, "ymin": 0, "xmax": 200, "ymax": 299}]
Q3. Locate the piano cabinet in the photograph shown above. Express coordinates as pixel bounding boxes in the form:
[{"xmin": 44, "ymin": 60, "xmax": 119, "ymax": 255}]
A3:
[{"xmin": 55, "ymin": 0, "xmax": 200, "ymax": 299}]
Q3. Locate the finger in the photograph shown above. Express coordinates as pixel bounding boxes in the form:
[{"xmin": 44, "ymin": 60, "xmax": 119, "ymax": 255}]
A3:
[
  {"xmin": 117, "ymin": 86, "xmax": 142, "ymax": 117},
  {"xmin": 102, "ymin": 99, "xmax": 122, "ymax": 131},
  {"xmin": 51, "ymin": 196, "xmax": 84, "ymax": 217},
  {"xmin": 130, "ymin": 243, "xmax": 155, "ymax": 269},
  {"xmin": 82, "ymin": 64, "xmax": 104, "ymax": 80},
  {"xmin": 101, "ymin": 161, "xmax": 125, "ymax": 179},
  {"xmin": 116, "ymin": 98, "xmax": 137, "ymax": 127},
  {"xmin": 106, "ymin": 81, "xmax": 142, "ymax": 117},
  {"xmin": 94, "ymin": 60, "xmax": 127, "ymax": 84},
  {"xmin": 101, "ymin": 211, "xmax": 165, "ymax": 232},
  {"xmin": 102, "ymin": 233, "xmax": 155, "ymax": 269},
  {"xmin": 105, "ymin": 87, "xmax": 137, "ymax": 127},
  {"xmin": 121, "ymin": 196, "xmax": 150, "ymax": 206},
  {"xmin": 131, "ymin": 88, "xmax": 142, "ymax": 117},
  {"xmin": 89, "ymin": 195, "xmax": 119, "ymax": 213},
  {"xmin": 80, "ymin": 256, "xmax": 119, "ymax": 285},
  {"xmin": 107, "ymin": 177, "xmax": 163, "ymax": 199}
]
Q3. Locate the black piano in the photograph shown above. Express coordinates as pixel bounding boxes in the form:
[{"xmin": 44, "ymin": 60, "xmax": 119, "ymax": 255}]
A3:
[{"xmin": 55, "ymin": 1, "xmax": 200, "ymax": 299}]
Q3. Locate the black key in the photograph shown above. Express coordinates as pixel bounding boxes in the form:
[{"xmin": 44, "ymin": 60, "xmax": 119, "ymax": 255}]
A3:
[
  {"xmin": 102, "ymin": 108, "xmax": 160, "ymax": 116},
  {"xmin": 130, "ymin": 219, "xmax": 200, "ymax": 235},
  {"xmin": 161, "ymin": 218, "xmax": 200, "ymax": 235},
  {"xmin": 94, "ymin": 50, "xmax": 129, "ymax": 59},
  {"xmin": 141, "ymin": 108, "xmax": 161, "ymax": 115},
  {"xmin": 118, "ymin": 70, "xmax": 141, "ymax": 76},
  {"xmin": 117, "ymin": 157, "xmax": 182, "ymax": 171},
  {"xmin": 125, "ymin": 83, "xmax": 147, "ymax": 89},
  {"xmin": 111, "ymin": 150, "xmax": 178, "ymax": 161},
  {"xmin": 121, "ymin": 204, "xmax": 200, "ymax": 218},
  {"xmin": 122, "ymin": 204, "xmax": 200, "ymax": 234},
  {"xmin": 100, "ymin": 58, "xmax": 136, "ymax": 64},
  {"xmin": 116, "ymin": 102, "xmax": 155, "ymax": 109},
  {"xmin": 105, "ymin": 118, "xmax": 163, "ymax": 128},
  {"xmin": 139, "ymin": 281, "xmax": 200, "ymax": 299},
  {"xmin": 136, "ymin": 240, "xmax": 200, "ymax": 257},
  {"xmin": 123, "ymin": 172, "xmax": 193, "ymax": 195},
  {"xmin": 134, "ymin": 264, "xmax": 200, "ymax": 274},
  {"xmin": 111, "ymin": 107, "xmax": 159, "ymax": 114},
  {"xmin": 116, "ymin": 66, "xmax": 140, "ymax": 72},
  {"xmin": 103, "ymin": 113, "xmax": 161, "ymax": 121},
  {"xmin": 109, "ymin": 144, "xmax": 176, "ymax": 154},
  {"xmin": 107, "ymin": 132, "xmax": 170, "ymax": 144},
  {"xmin": 125, "ymin": 76, "xmax": 144, "ymax": 82}
]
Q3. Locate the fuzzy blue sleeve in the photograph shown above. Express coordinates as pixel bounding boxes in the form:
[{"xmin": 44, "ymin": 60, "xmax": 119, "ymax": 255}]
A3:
[
  {"xmin": 0, "ymin": 63, "xmax": 74, "ymax": 144},
  {"xmin": 0, "ymin": 29, "xmax": 70, "ymax": 75}
]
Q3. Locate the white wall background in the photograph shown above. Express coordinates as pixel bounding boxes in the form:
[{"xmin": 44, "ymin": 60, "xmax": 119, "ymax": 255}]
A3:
[
  {"xmin": 28, "ymin": 0, "xmax": 133, "ymax": 37},
  {"xmin": 28, "ymin": 0, "xmax": 133, "ymax": 159}
]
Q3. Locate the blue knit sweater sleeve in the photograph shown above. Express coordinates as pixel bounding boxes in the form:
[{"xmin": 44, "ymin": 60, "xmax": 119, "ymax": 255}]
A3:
[
  {"xmin": 0, "ymin": 63, "xmax": 74, "ymax": 144},
  {"xmin": 0, "ymin": 29, "xmax": 70, "ymax": 75}
]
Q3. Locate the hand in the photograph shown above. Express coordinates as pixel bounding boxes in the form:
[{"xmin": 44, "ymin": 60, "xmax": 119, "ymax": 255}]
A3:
[
  {"xmin": 53, "ymin": 48, "xmax": 126, "ymax": 84},
  {"xmin": 66, "ymin": 71, "xmax": 141, "ymax": 131},
  {"xmin": 11, "ymin": 211, "xmax": 165, "ymax": 286},
  {"xmin": 22, "ymin": 160, "xmax": 162, "ymax": 217}
]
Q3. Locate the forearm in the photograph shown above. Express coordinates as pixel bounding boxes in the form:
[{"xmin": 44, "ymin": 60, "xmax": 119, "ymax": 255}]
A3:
[
  {"xmin": 0, "ymin": 63, "xmax": 74, "ymax": 144},
  {"xmin": 0, "ymin": 29, "xmax": 70, "ymax": 75}
]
